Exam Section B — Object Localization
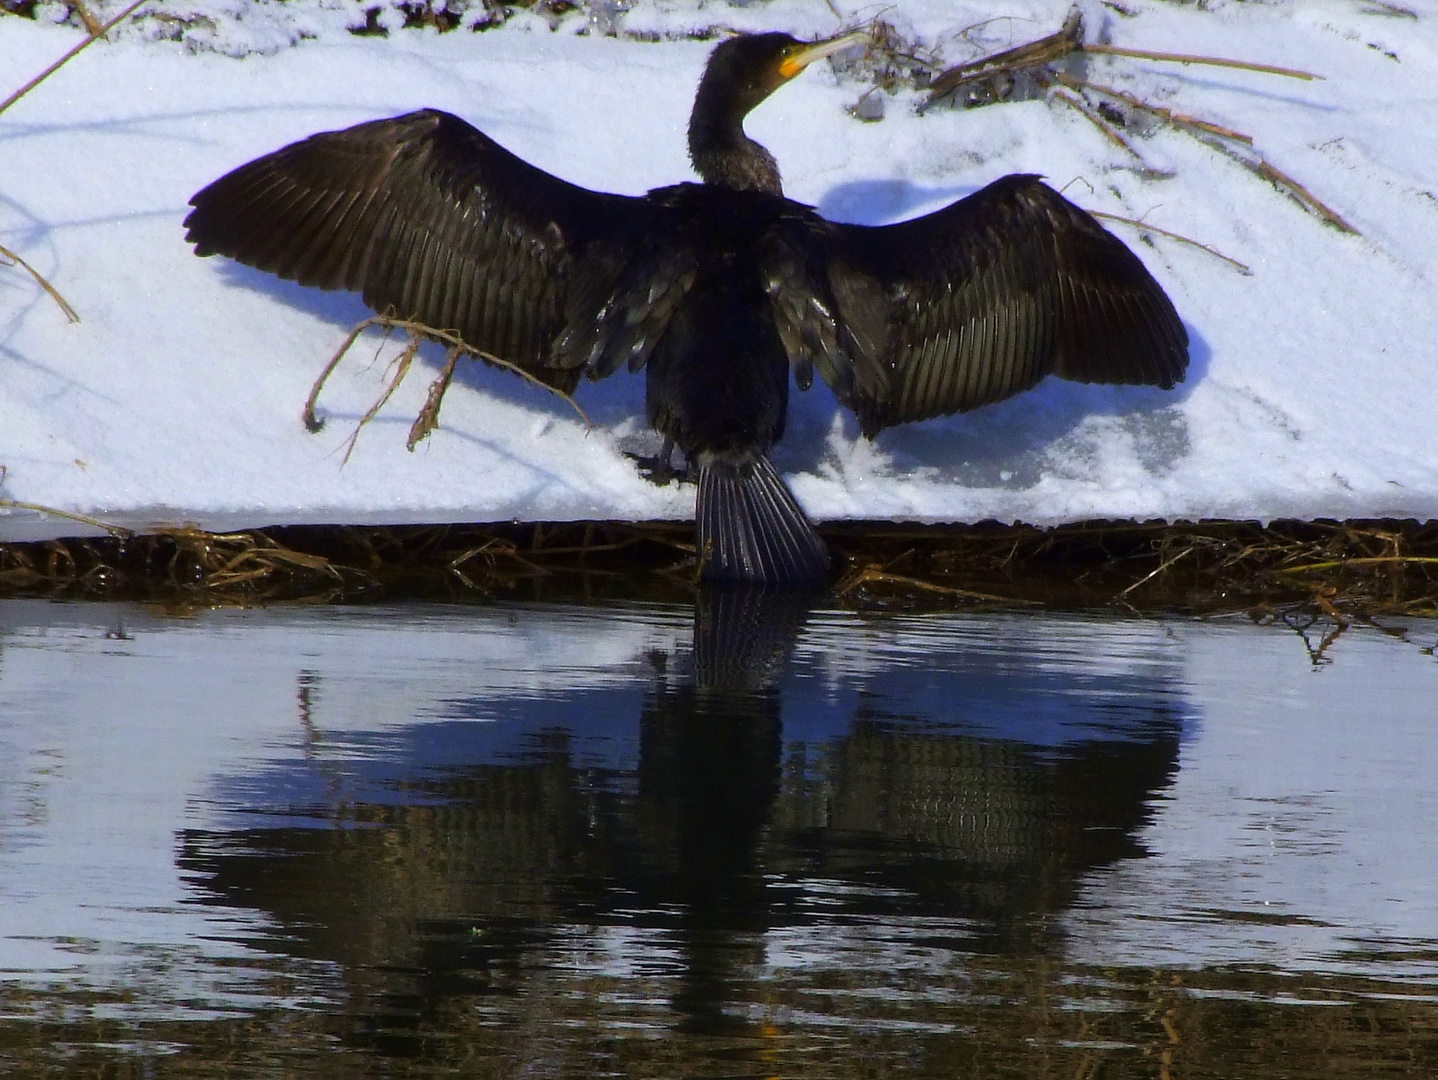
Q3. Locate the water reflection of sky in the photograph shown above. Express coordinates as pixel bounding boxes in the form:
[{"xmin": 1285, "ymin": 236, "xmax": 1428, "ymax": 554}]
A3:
[{"xmin": 1, "ymin": 598, "xmax": 1435, "ymax": 1012}]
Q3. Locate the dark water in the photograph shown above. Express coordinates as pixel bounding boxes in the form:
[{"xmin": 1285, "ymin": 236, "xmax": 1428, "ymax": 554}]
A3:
[{"xmin": 1, "ymin": 596, "xmax": 1436, "ymax": 1077}]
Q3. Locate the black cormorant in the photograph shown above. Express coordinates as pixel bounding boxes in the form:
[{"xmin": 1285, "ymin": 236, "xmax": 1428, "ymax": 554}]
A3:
[{"xmin": 183, "ymin": 30, "xmax": 1188, "ymax": 587}]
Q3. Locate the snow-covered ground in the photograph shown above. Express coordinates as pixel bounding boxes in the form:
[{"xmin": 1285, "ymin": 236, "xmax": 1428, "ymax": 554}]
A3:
[{"xmin": 1, "ymin": 0, "xmax": 1434, "ymax": 541}]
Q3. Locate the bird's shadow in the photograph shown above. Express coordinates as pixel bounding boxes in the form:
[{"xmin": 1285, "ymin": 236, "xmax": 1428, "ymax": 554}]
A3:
[
  {"xmin": 211, "ymin": 171, "xmax": 1208, "ymax": 491},
  {"xmin": 817, "ymin": 177, "xmax": 981, "ymax": 225}
]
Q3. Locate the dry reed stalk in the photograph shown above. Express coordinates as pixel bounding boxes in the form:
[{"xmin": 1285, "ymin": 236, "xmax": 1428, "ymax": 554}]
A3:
[
  {"xmin": 1360, "ymin": 1, "xmax": 1416, "ymax": 16},
  {"xmin": 0, "ymin": 0, "xmax": 149, "ymax": 117},
  {"xmin": 1088, "ymin": 211, "xmax": 1251, "ymax": 274},
  {"xmin": 1078, "ymin": 44, "xmax": 1320, "ymax": 82},
  {"xmin": 0, "ymin": 466, "xmax": 129, "ymax": 536},
  {"xmin": 1049, "ymin": 87, "xmax": 1145, "ymax": 159},
  {"xmin": 70, "ymin": 0, "xmax": 105, "ymax": 36},
  {"xmin": 918, "ymin": 10, "xmax": 1355, "ymax": 237},
  {"xmin": 2, "ymin": 0, "xmax": 150, "ymax": 325},
  {"xmin": 1, "ymin": 519, "xmax": 1436, "ymax": 613},
  {"xmin": 1057, "ymin": 75, "xmax": 1253, "ymax": 144},
  {"xmin": 338, "ymin": 335, "xmax": 420, "ymax": 463},
  {"xmin": 1253, "ymin": 159, "xmax": 1358, "ymax": 234},
  {"xmin": 834, "ymin": 561, "xmax": 1033, "ymax": 605},
  {"xmin": 408, "ymin": 344, "xmax": 462, "ymax": 449},
  {"xmin": 0, "ymin": 498, "xmax": 130, "ymax": 536},
  {"xmin": 303, "ymin": 315, "xmax": 591, "ymax": 460},
  {"xmin": 0, "ymin": 243, "xmax": 81, "ymax": 321},
  {"xmin": 1279, "ymin": 555, "xmax": 1438, "ymax": 574},
  {"xmin": 921, "ymin": 8, "xmax": 1083, "ymax": 110},
  {"xmin": 1118, "ymin": 543, "xmax": 1196, "ymax": 597},
  {"xmin": 1042, "ymin": 66, "xmax": 1357, "ymax": 234},
  {"xmin": 153, "ymin": 526, "xmax": 344, "ymax": 590}
]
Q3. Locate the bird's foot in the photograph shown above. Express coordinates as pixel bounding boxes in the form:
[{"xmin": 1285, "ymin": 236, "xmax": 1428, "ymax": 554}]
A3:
[{"xmin": 626, "ymin": 451, "xmax": 690, "ymax": 486}]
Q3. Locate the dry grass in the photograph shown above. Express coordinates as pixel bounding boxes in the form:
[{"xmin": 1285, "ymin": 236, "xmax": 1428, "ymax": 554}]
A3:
[
  {"xmin": 825, "ymin": 518, "xmax": 1438, "ymax": 618},
  {"xmin": 2, "ymin": 518, "xmax": 1436, "ymax": 619},
  {"xmin": 302, "ymin": 315, "xmax": 590, "ymax": 462},
  {"xmin": 0, "ymin": 0, "xmax": 148, "ymax": 116},
  {"xmin": 0, "ymin": 242, "xmax": 80, "ymax": 321},
  {"xmin": 2, "ymin": 0, "xmax": 150, "ymax": 323},
  {"xmin": 915, "ymin": 8, "xmax": 1356, "ymax": 236}
]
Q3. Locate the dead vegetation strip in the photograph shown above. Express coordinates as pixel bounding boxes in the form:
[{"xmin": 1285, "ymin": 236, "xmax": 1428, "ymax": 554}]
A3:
[
  {"xmin": 1, "ymin": 518, "xmax": 1436, "ymax": 621},
  {"xmin": 917, "ymin": 8, "xmax": 1356, "ymax": 236}
]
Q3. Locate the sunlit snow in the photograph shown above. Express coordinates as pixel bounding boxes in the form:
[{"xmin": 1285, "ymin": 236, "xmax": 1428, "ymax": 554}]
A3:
[{"xmin": 1, "ymin": 0, "xmax": 1434, "ymax": 541}]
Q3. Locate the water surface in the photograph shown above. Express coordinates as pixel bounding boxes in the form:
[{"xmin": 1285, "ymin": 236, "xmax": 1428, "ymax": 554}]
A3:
[{"xmin": 1, "ymin": 597, "xmax": 1435, "ymax": 1076}]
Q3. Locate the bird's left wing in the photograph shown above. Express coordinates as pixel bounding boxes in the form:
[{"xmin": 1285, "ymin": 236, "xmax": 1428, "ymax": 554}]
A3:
[
  {"xmin": 803, "ymin": 175, "xmax": 1189, "ymax": 437},
  {"xmin": 185, "ymin": 109, "xmax": 663, "ymax": 387}
]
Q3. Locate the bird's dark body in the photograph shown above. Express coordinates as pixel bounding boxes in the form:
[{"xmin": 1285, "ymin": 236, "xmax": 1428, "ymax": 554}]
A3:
[
  {"xmin": 641, "ymin": 187, "xmax": 794, "ymax": 462},
  {"xmin": 184, "ymin": 32, "xmax": 1190, "ymax": 587}
]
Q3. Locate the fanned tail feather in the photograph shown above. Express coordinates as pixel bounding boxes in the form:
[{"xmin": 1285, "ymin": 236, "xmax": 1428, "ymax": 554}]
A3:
[{"xmin": 696, "ymin": 456, "xmax": 829, "ymax": 587}]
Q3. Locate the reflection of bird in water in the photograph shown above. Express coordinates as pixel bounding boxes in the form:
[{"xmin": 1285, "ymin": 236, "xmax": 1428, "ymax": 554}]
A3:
[
  {"xmin": 637, "ymin": 587, "xmax": 806, "ymax": 1034},
  {"xmin": 184, "ymin": 30, "xmax": 1188, "ymax": 586},
  {"xmin": 177, "ymin": 600, "xmax": 1188, "ymax": 1047}
]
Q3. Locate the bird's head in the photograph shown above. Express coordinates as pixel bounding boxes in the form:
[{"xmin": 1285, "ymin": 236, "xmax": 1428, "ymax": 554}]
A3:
[
  {"xmin": 697, "ymin": 29, "xmax": 870, "ymax": 119},
  {"xmin": 689, "ymin": 28, "xmax": 868, "ymax": 192}
]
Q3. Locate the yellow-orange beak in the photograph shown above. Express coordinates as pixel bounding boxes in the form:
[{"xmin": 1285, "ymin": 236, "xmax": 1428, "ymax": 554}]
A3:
[{"xmin": 777, "ymin": 28, "xmax": 870, "ymax": 80}]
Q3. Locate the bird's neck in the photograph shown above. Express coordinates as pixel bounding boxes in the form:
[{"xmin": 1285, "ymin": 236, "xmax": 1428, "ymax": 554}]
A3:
[{"xmin": 688, "ymin": 110, "xmax": 782, "ymax": 194}]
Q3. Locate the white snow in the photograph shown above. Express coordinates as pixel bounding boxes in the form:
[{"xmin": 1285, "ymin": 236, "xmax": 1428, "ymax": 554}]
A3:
[{"xmin": 1, "ymin": 0, "xmax": 1435, "ymax": 541}]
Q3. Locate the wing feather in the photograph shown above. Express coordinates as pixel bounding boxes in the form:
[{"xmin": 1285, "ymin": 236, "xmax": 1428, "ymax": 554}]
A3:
[
  {"xmin": 820, "ymin": 174, "xmax": 1189, "ymax": 436},
  {"xmin": 185, "ymin": 109, "xmax": 660, "ymax": 389}
]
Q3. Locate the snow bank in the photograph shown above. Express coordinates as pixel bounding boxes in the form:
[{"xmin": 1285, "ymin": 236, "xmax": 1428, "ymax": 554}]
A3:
[{"xmin": 1, "ymin": 0, "xmax": 1434, "ymax": 540}]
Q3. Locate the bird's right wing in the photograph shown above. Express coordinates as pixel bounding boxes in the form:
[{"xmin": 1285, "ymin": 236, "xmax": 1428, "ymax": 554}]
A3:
[
  {"xmin": 184, "ymin": 109, "xmax": 662, "ymax": 387},
  {"xmin": 817, "ymin": 175, "xmax": 1189, "ymax": 436}
]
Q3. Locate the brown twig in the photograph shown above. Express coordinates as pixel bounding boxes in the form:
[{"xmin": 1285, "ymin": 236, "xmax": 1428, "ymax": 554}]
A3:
[
  {"xmin": 1360, "ymin": 1, "xmax": 1416, "ymax": 17},
  {"xmin": 0, "ymin": 243, "xmax": 80, "ymax": 322},
  {"xmin": 1048, "ymin": 76, "xmax": 1353, "ymax": 237},
  {"xmin": 407, "ymin": 343, "xmax": 461, "ymax": 450},
  {"xmin": 388, "ymin": 317, "xmax": 591, "ymax": 425},
  {"xmin": 922, "ymin": 8, "xmax": 1083, "ymax": 110},
  {"xmin": 0, "ymin": 498, "xmax": 132, "ymax": 537},
  {"xmin": 835, "ymin": 563, "xmax": 1034, "ymax": 604},
  {"xmin": 0, "ymin": 0, "xmax": 150, "ymax": 118},
  {"xmin": 1050, "ymin": 87, "xmax": 1144, "ymax": 160},
  {"xmin": 1119, "ymin": 544, "xmax": 1195, "ymax": 596},
  {"xmin": 1054, "ymin": 73, "xmax": 1254, "ymax": 144},
  {"xmin": 1089, "ymin": 210, "xmax": 1252, "ymax": 274},
  {"xmin": 70, "ymin": 0, "xmax": 106, "ymax": 37},
  {"xmin": 303, "ymin": 320, "xmax": 372, "ymax": 433},
  {"xmin": 1079, "ymin": 44, "xmax": 1321, "ymax": 82},
  {"xmin": 1050, "ymin": 73, "xmax": 1355, "ymax": 236},
  {"xmin": 305, "ymin": 315, "xmax": 590, "ymax": 458},
  {"xmin": 1279, "ymin": 555, "xmax": 1438, "ymax": 574},
  {"xmin": 339, "ymin": 335, "xmax": 420, "ymax": 464},
  {"xmin": 1255, "ymin": 159, "xmax": 1359, "ymax": 234},
  {"xmin": 915, "ymin": 11, "xmax": 1354, "ymax": 237},
  {"xmin": 1191, "ymin": 135, "xmax": 1357, "ymax": 234}
]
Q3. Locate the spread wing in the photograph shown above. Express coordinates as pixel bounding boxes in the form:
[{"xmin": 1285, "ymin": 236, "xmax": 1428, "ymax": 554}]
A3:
[
  {"xmin": 184, "ymin": 109, "xmax": 662, "ymax": 392},
  {"xmin": 813, "ymin": 174, "xmax": 1189, "ymax": 436}
]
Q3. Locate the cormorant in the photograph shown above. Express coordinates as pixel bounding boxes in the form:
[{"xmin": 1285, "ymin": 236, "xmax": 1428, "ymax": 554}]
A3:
[{"xmin": 184, "ymin": 30, "xmax": 1188, "ymax": 587}]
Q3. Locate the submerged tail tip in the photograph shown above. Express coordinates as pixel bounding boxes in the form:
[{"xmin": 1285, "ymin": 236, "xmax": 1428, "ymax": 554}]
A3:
[{"xmin": 695, "ymin": 455, "xmax": 829, "ymax": 589}]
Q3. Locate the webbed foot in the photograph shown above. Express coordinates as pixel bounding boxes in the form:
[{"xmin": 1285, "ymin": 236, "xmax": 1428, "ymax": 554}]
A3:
[{"xmin": 625, "ymin": 438, "xmax": 690, "ymax": 486}]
